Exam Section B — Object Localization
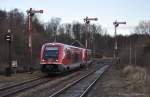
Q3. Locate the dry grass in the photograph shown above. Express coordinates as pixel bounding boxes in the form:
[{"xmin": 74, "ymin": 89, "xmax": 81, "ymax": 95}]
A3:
[{"xmin": 123, "ymin": 65, "xmax": 149, "ymax": 93}]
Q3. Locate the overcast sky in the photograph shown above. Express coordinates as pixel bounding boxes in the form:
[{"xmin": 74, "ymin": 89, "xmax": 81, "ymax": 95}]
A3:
[{"xmin": 0, "ymin": 0, "xmax": 150, "ymax": 35}]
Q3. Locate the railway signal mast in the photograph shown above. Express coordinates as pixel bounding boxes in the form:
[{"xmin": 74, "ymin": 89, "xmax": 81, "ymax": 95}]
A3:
[
  {"xmin": 84, "ymin": 17, "xmax": 98, "ymax": 48},
  {"xmin": 84, "ymin": 16, "xmax": 98, "ymax": 59},
  {"xmin": 5, "ymin": 29, "xmax": 13, "ymax": 76},
  {"xmin": 26, "ymin": 8, "xmax": 43, "ymax": 72},
  {"xmin": 113, "ymin": 20, "xmax": 126, "ymax": 63}
]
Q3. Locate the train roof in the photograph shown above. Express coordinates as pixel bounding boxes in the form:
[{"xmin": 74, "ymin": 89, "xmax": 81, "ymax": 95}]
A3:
[{"xmin": 43, "ymin": 42, "xmax": 89, "ymax": 50}]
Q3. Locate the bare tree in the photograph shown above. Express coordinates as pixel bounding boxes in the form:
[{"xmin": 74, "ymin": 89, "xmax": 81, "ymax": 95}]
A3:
[
  {"xmin": 58, "ymin": 24, "xmax": 65, "ymax": 35},
  {"xmin": 65, "ymin": 23, "xmax": 72, "ymax": 37},
  {"xmin": 135, "ymin": 20, "xmax": 150, "ymax": 35},
  {"xmin": 45, "ymin": 17, "xmax": 61, "ymax": 42},
  {"xmin": 72, "ymin": 22, "xmax": 82, "ymax": 40}
]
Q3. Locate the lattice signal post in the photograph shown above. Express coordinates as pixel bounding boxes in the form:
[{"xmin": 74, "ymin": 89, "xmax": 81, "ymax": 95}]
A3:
[
  {"xmin": 26, "ymin": 8, "xmax": 43, "ymax": 72},
  {"xmin": 84, "ymin": 17, "xmax": 98, "ymax": 49},
  {"xmin": 84, "ymin": 16, "xmax": 98, "ymax": 61},
  {"xmin": 113, "ymin": 20, "xmax": 126, "ymax": 63}
]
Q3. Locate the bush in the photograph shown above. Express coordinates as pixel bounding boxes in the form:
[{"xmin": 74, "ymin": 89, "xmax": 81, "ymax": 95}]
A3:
[{"xmin": 123, "ymin": 65, "xmax": 149, "ymax": 92}]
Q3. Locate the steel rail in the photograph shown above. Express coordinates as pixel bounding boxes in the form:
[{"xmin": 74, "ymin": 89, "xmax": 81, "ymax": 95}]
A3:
[
  {"xmin": 0, "ymin": 76, "xmax": 42, "ymax": 91},
  {"xmin": 49, "ymin": 70, "xmax": 95, "ymax": 97},
  {"xmin": 0, "ymin": 77, "xmax": 49, "ymax": 97},
  {"xmin": 0, "ymin": 70, "xmax": 82, "ymax": 97},
  {"xmin": 80, "ymin": 65, "xmax": 109, "ymax": 97},
  {"xmin": 49, "ymin": 65, "xmax": 110, "ymax": 97}
]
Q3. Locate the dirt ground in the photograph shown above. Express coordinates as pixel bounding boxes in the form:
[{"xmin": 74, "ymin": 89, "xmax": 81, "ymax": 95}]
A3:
[{"xmin": 87, "ymin": 64, "xmax": 150, "ymax": 97}]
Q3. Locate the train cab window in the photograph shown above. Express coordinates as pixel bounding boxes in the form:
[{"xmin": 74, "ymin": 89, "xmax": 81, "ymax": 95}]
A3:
[{"xmin": 43, "ymin": 47, "xmax": 58, "ymax": 60}]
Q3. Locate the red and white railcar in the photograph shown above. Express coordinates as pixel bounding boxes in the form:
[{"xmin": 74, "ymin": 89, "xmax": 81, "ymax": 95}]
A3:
[{"xmin": 40, "ymin": 43, "xmax": 91, "ymax": 74}]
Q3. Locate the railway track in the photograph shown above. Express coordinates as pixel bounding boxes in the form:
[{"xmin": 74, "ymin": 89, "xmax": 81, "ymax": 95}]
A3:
[
  {"xmin": 49, "ymin": 64, "xmax": 110, "ymax": 97},
  {"xmin": 0, "ymin": 76, "xmax": 42, "ymax": 91},
  {"xmin": 0, "ymin": 70, "xmax": 82, "ymax": 97},
  {"xmin": 0, "ymin": 76, "xmax": 50, "ymax": 97}
]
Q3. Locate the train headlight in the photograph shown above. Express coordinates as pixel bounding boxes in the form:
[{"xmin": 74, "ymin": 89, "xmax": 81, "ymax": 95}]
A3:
[{"xmin": 42, "ymin": 59, "xmax": 45, "ymax": 62}]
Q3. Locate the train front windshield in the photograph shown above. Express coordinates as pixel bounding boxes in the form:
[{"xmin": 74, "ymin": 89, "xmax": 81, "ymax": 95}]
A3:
[{"xmin": 43, "ymin": 47, "xmax": 58, "ymax": 60}]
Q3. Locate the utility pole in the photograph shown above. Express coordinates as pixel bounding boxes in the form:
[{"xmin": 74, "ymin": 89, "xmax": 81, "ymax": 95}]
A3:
[
  {"xmin": 129, "ymin": 38, "xmax": 132, "ymax": 64},
  {"xmin": 113, "ymin": 20, "xmax": 126, "ymax": 64},
  {"xmin": 26, "ymin": 8, "xmax": 43, "ymax": 72},
  {"xmin": 84, "ymin": 16, "xmax": 98, "ymax": 60},
  {"xmin": 134, "ymin": 46, "xmax": 136, "ymax": 65},
  {"xmin": 129, "ymin": 38, "xmax": 137, "ymax": 65}
]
